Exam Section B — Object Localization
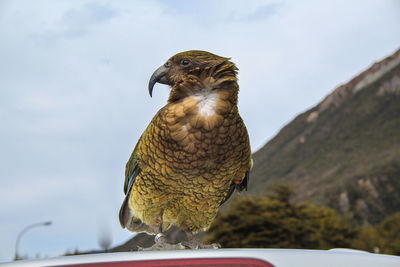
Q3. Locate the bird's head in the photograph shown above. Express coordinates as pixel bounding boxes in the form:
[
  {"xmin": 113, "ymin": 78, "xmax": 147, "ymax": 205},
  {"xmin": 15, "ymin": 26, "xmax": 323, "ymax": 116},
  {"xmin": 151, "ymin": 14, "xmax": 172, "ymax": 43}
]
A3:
[{"xmin": 148, "ymin": 50, "xmax": 238, "ymax": 101}]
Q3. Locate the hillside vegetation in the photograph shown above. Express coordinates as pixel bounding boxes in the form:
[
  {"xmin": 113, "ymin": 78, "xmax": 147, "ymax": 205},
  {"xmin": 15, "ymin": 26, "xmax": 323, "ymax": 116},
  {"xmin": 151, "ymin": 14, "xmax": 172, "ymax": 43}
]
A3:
[{"xmin": 250, "ymin": 49, "xmax": 400, "ymax": 224}]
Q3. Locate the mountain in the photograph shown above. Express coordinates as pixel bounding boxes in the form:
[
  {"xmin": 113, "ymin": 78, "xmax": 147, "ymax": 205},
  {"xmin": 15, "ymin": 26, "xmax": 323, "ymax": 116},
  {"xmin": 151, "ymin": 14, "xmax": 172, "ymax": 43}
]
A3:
[{"xmin": 250, "ymin": 48, "xmax": 400, "ymax": 225}]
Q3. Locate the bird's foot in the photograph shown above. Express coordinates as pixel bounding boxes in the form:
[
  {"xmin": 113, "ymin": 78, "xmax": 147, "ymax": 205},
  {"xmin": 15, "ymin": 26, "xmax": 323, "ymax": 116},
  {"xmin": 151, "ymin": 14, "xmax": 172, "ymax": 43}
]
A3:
[
  {"xmin": 201, "ymin": 243, "xmax": 221, "ymax": 249},
  {"xmin": 181, "ymin": 233, "xmax": 221, "ymax": 250},
  {"xmin": 138, "ymin": 233, "xmax": 186, "ymax": 251},
  {"xmin": 181, "ymin": 231, "xmax": 221, "ymax": 249},
  {"xmin": 180, "ymin": 241, "xmax": 221, "ymax": 249}
]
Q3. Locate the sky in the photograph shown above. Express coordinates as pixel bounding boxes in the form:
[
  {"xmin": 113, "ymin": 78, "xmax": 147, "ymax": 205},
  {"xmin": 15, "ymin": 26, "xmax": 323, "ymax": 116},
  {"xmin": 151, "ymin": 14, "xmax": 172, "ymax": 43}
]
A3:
[{"xmin": 0, "ymin": 0, "xmax": 399, "ymax": 262}]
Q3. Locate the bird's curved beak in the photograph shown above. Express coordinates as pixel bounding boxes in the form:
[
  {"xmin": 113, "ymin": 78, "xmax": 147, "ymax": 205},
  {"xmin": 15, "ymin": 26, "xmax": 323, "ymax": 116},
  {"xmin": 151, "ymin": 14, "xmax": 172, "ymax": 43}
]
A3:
[{"xmin": 148, "ymin": 65, "xmax": 169, "ymax": 97}]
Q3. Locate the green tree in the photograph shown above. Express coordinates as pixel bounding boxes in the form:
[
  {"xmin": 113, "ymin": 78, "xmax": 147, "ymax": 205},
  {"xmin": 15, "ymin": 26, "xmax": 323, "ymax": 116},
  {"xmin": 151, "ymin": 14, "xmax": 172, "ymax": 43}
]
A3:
[
  {"xmin": 204, "ymin": 184, "xmax": 355, "ymax": 249},
  {"xmin": 353, "ymin": 212, "xmax": 400, "ymax": 255},
  {"xmin": 351, "ymin": 225, "xmax": 380, "ymax": 253},
  {"xmin": 377, "ymin": 212, "xmax": 400, "ymax": 255}
]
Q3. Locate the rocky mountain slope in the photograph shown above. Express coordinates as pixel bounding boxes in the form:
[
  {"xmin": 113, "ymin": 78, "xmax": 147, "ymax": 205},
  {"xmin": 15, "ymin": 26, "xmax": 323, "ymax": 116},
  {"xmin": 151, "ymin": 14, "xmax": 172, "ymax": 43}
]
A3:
[{"xmin": 250, "ymin": 48, "xmax": 400, "ymax": 224}]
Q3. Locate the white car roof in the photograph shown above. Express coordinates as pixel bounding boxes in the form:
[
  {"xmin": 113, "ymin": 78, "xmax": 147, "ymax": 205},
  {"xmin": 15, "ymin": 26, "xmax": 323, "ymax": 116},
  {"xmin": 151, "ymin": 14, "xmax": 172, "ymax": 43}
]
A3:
[{"xmin": 1, "ymin": 248, "xmax": 399, "ymax": 267}]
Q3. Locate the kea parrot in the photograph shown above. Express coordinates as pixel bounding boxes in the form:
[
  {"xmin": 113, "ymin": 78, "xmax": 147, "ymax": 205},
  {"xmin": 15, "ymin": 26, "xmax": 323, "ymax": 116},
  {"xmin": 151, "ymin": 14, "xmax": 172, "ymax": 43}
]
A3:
[{"xmin": 119, "ymin": 50, "xmax": 252, "ymax": 250}]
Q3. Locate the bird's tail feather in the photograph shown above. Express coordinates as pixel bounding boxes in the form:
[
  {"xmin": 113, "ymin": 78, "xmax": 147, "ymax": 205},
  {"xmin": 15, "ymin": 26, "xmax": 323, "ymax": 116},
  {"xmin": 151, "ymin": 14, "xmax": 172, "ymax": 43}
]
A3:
[
  {"xmin": 119, "ymin": 195, "xmax": 161, "ymax": 234},
  {"xmin": 119, "ymin": 194, "xmax": 132, "ymax": 228}
]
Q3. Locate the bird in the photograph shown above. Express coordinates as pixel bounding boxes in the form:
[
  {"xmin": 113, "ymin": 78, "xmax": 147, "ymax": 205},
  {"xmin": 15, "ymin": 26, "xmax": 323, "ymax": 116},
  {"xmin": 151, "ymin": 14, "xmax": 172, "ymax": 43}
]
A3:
[{"xmin": 119, "ymin": 50, "xmax": 252, "ymax": 250}]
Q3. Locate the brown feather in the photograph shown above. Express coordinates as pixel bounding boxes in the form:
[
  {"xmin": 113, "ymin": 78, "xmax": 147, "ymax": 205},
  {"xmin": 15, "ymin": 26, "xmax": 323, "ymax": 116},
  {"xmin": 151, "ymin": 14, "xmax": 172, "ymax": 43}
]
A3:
[{"xmin": 122, "ymin": 50, "xmax": 252, "ymax": 234}]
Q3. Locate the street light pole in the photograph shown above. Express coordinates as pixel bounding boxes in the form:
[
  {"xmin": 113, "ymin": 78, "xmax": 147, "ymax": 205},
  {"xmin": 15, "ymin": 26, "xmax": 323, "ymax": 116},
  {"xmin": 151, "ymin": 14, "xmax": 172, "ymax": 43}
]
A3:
[{"xmin": 14, "ymin": 221, "xmax": 52, "ymax": 260}]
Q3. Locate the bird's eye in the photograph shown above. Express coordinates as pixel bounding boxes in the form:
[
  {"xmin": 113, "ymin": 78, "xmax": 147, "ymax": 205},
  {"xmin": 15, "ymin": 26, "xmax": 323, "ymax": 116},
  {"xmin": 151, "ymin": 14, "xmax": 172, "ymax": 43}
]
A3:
[{"xmin": 180, "ymin": 59, "xmax": 191, "ymax": 67}]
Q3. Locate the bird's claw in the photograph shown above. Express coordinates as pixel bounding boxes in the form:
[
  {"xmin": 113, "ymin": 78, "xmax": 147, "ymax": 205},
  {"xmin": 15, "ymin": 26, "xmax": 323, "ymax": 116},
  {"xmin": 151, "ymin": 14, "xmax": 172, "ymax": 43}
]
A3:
[
  {"xmin": 137, "ymin": 233, "xmax": 186, "ymax": 251},
  {"xmin": 180, "ymin": 240, "xmax": 221, "ymax": 250},
  {"xmin": 132, "ymin": 232, "xmax": 221, "ymax": 251},
  {"xmin": 138, "ymin": 243, "xmax": 186, "ymax": 251},
  {"xmin": 154, "ymin": 233, "xmax": 167, "ymax": 244},
  {"xmin": 203, "ymin": 243, "xmax": 221, "ymax": 249}
]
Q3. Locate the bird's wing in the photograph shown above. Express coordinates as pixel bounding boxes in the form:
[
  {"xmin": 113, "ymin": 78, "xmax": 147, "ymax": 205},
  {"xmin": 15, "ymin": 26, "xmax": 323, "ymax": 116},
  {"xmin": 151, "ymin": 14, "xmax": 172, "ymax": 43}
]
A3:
[
  {"xmin": 119, "ymin": 136, "xmax": 142, "ymax": 228},
  {"xmin": 220, "ymin": 121, "xmax": 252, "ymax": 206},
  {"xmin": 220, "ymin": 170, "xmax": 250, "ymax": 206},
  {"xmin": 123, "ymin": 137, "xmax": 142, "ymax": 195}
]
